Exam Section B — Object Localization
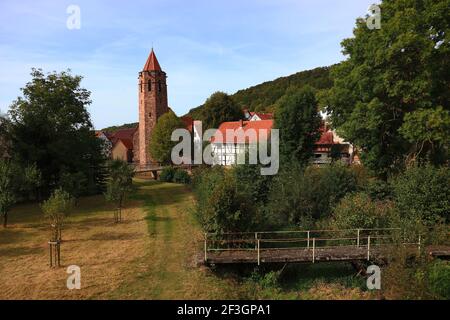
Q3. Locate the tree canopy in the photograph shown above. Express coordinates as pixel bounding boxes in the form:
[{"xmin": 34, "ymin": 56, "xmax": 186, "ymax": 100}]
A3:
[
  {"xmin": 197, "ymin": 92, "xmax": 243, "ymax": 130},
  {"xmin": 0, "ymin": 160, "xmax": 41, "ymax": 227},
  {"xmin": 5, "ymin": 68, "xmax": 105, "ymax": 195},
  {"xmin": 322, "ymin": 0, "xmax": 450, "ymax": 177},
  {"xmin": 274, "ymin": 86, "xmax": 322, "ymax": 166}
]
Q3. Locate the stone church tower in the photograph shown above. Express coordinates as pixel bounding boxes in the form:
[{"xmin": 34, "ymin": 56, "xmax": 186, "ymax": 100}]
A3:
[{"xmin": 136, "ymin": 49, "xmax": 169, "ymax": 166}]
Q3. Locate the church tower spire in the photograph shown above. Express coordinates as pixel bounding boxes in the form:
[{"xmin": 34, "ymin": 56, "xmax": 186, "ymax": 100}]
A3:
[
  {"xmin": 143, "ymin": 48, "xmax": 162, "ymax": 72},
  {"xmin": 138, "ymin": 49, "xmax": 169, "ymax": 166}
]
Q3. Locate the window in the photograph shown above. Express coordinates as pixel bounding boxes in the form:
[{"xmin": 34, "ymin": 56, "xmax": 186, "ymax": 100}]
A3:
[
  {"xmin": 149, "ymin": 112, "xmax": 152, "ymax": 118},
  {"xmin": 148, "ymin": 80, "xmax": 151, "ymax": 91},
  {"xmin": 158, "ymin": 81, "xmax": 162, "ymax": 92},
  {"xmin": 139, "ymin": 83, "xmax": 142, "ymax": 92}
]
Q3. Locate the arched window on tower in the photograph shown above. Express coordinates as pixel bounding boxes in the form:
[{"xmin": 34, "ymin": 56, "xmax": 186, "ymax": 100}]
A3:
[
  {"xmin": 148, "ymin": 80, "xmax": 152, "ymax": 91},
  {"xmin": 158, "ymin": 81, "xmax": 162, "ymax": 92}
]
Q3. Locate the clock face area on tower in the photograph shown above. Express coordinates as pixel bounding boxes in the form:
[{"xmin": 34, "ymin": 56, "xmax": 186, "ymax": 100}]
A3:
[{"xmin": 135, "ymin": 49, "xmax": 170, "ymax": 167}]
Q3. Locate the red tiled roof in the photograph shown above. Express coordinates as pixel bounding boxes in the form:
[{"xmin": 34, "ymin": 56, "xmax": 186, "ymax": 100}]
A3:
[
  {"xmin": 316, "ymin": 131, "xmax": 334, "ymax": 145},
  {"xmin": 181, "ymin": 115, "xmax": 193, "ymax": 132},
  {"xmin": 143, "ymin": 49, "xmax": 162, "ymax": 72},
  {"xmin": 253, "ymin": 112, "xmax": 273, "ymax": 120},
  {"xmin": 117, "ymin": 138, "xmax": 133, "ymax": 150},
  {"xmin": 110, "ymin": 128, "xmax": 136, "ymax": 148},
  {"xmin": 212, "ymin": 120, "xmax": 273, "ymax": 144},
  {"xmin": 95, "ymin": 130, "xmax": 113, "ymax": 141}
]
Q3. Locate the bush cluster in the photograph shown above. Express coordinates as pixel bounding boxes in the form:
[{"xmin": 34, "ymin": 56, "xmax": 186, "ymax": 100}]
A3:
[
  {"xmin": 160, "ymin": 166, "xmax": 191, "ymax": 184},
  {"xmin": 193, "ymin": 162, "xmax": 449, "ymax": 238}
]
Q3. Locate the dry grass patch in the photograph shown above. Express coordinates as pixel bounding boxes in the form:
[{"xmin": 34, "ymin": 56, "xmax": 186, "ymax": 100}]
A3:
[{"xmin": 0, "ymin": 195, "xmax": 148, "ymax": 299}]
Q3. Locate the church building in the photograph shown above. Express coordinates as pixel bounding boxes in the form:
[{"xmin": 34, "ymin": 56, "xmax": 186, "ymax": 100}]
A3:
[{"xmin": 133, "ymin": 49, "xmax": 170, "ymax": 167}]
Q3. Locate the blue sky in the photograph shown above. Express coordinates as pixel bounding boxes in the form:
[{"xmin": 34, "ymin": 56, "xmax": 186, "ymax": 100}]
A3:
[{"xmin": 0, "ymin": 0, "xmax": 376, "ymax": 129}]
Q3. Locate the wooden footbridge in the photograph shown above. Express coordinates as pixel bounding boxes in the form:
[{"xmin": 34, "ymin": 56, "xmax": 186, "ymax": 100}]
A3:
[
  {"xmin": 199, "ymin": 228, "xmax": 450, "ymax": 266},
  {"xmin": 132, "ymin": 164, "xmax": 195, "ymax": 179}
]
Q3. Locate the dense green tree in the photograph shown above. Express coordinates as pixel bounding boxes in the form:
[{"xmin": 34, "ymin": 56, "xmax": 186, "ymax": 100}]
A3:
[
  {"xmin": 392, "ymin": 165, "xmax": 450, "ymax": 225},
  {"xmin": 149, "ymin": 110, "xmax": 185, "ymax": 164},
  {"xmin": 0, "ymin": 160, "xmax": 41, "ymax": 227},
  {"xmin": 234, "ymin": 163, "xmax": 273, "ymax": 204},
  {"xmin": 192, "ymin": 166, "xmax": 259, "ymax": 233},
  {"xmin": 200, "ymin": 92, "xmax": 243, "ymax": 130},
  {"xmin": 267, "ymin": 163, "xmax": 360, "ymax": 227},
  {"xmin": 274, "ymin": 86, "xmax": 321, "ymax": 165},
  {"xmin": 322, "ymin": 0, "xmax": 450, "ymax": 177},
  {"xmin": 399, "ymin": 106, "xmax": 450, "ymax": 163},
  {"xmin": 6, "ymin": 68, "xmax": 105, "ymax": 195},
  {"xmin": 59, "ymin": 171, "xmax": 87, "ymax": 201},
  {"xmin": 105, "ymin": 159, "xmax": 134, "ymax": 223},
  {"xmin": 0, "ymin": 113, "xmax": 9, "ymax": 159},
  {"xmin": 0, "ymin": 161, "xmax": 19, "ymax": 228},
  {"xmin": 20, "ymin": 164, "xmax": 42, "ymax": 201},
  {"xmin": 196, "ymin": 170, "xmax": 255, "ymax": 234}
]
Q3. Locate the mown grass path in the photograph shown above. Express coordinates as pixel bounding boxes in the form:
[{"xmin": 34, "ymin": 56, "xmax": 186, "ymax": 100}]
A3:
[{"xmin": 107, "ymin": 179, "xmax": 239, "ymax": 299}]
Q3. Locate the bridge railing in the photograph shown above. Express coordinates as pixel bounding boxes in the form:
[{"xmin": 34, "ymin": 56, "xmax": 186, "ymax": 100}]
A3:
[
  {"xmin": 205, "ymin": 228, "xmax": 402, "ymax": 249},
  {"xmin": 202, "ymin": 228, "xmax": 425, "ymax": 264}
]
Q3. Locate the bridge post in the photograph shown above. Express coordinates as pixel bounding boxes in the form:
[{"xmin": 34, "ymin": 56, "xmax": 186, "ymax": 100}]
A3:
[
  {"xmin": 257, "ymin": 239, "xmax": 260, "ymax": 266},
  {"xmin": 367, "ymin": 235, "xmax": 371, "ymax": 261},
  {"xmin": 418, "ymin": 234, "xmax": 421, "ymax": 255},
  {"xmin": 357, "ymin": 229, "xmax": 360, "ymax": 248},
  {"xmin": 204, "ymin": 233, "xmax": 207, "ymax": 262},
  {"xmin": 307, "ymin": 231, "xmax": 310, "ymax": 249},
  {"xmin": 312, "ymin": 238, "xmax": 315, "ymax": 263}
]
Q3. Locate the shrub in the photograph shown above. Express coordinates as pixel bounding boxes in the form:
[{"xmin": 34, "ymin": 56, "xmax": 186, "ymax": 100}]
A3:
[
  {"xmin": 392, "ymin": 165, "xmax": 450, "ymax": 225},
  {"xmin": 266, "ymin": 164, "xmax": 314, "ymax": 228},
  {"xmin": 173, "ymin": 169, "xmax": 191, "ymax": 184},
  {"xmin": 312, "ymin": 164, "xmax": 359, "ymax": 219},
  {"xmin": 331, "ymin": 192, "xmax": 393, "ymax": 230},
  {"xmin": 159, "ymin": 166, "xmax": 177, "ymax": 182},
  {"xmin": 234, "ymin": 163, "xmax": 273, "ymax": 204},
  {"xmin": 363, "ymin": 178, "xmax": 393, "ymax": 201},
  {"xmin": 192, "ymin": 167, "xmax": 257, "ymax": 233},
  {"xmin": 208, "ymin": 173, "xmax": 255, "ymax": 233},
  {"xmin": 266, "ymin": 163, "xmax": 360, "ymax": 228},
  {"xmin": 192, "ymin": 166, "xmax": 225, "ymax": 231},
  {"xmin": 428, "ymin": 260, "xmax": 450, "ymax": 299}
]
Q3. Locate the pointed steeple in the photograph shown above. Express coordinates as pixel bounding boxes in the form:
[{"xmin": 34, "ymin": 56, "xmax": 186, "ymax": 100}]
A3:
[{"xmin": 143, "ymin": 48, "xmax": 162, "ymax": 72}]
